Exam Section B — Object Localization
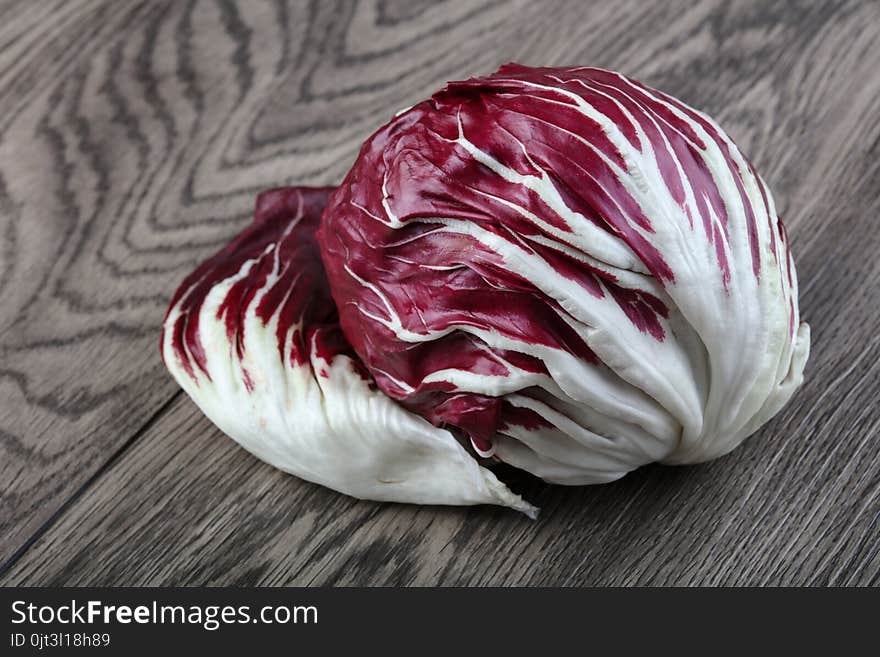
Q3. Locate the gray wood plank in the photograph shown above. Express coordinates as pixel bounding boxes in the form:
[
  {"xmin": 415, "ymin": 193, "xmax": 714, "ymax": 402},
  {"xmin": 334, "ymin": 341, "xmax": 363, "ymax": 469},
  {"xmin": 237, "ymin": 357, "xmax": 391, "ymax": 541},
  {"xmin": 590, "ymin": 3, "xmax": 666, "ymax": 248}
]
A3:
[{"xmin": 2, "ymin": 0, "xmax": 879, "ymax": 585}]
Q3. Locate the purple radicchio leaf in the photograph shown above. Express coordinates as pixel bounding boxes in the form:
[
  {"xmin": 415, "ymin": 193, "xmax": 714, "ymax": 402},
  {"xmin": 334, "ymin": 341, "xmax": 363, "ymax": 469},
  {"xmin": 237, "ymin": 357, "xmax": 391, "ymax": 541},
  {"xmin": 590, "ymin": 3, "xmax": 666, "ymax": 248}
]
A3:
[{"xmin": 161, "ymin": 186, "xmax": 536, "ymax": 515}]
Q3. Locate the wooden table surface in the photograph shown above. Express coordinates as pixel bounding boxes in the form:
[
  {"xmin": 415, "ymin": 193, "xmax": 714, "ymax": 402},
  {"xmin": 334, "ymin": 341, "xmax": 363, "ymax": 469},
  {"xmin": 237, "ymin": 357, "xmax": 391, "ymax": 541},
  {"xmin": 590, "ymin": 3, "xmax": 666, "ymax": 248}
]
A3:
[{"xmin": 1, "ymin": 0, "xmax": 878, "ymax": 587}]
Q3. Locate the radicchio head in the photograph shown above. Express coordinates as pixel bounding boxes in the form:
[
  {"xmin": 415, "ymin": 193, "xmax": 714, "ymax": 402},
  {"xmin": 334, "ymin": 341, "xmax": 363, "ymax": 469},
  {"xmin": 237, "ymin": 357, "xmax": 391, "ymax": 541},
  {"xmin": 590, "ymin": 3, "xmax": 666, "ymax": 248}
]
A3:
[{"xmin": 162, "ymin": 65, "xmax": 809, "ymax": 514}]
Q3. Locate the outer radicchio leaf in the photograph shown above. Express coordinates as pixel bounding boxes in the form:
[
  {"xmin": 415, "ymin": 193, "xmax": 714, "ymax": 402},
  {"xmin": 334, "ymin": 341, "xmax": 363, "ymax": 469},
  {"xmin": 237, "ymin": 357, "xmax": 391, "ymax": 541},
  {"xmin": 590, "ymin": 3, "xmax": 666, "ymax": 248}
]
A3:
[
  {"xmin": 161, "ymin": 187, "xmax": 536, "ymax": 516},
  {"xmin": 318, "ymin": 64, "xmax": 810, "ymax": 484}
]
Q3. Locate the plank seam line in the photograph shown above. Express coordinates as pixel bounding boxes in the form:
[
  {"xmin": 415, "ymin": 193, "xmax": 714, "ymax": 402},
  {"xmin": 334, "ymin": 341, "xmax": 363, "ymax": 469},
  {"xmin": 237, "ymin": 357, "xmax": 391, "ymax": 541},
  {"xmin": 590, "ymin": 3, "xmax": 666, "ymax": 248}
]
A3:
[{"xmin": 0, "ymin": 389, "xmax": 184, "ymax": 579}]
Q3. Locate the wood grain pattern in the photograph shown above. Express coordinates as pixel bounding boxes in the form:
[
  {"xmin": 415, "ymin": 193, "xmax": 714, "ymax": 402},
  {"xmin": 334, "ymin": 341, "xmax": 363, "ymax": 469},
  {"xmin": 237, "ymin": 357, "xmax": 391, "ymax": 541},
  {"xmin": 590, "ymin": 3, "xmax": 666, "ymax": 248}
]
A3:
[{"xmin": 1, "ymin": 0, "xmax": 878, "ymax": 585}]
